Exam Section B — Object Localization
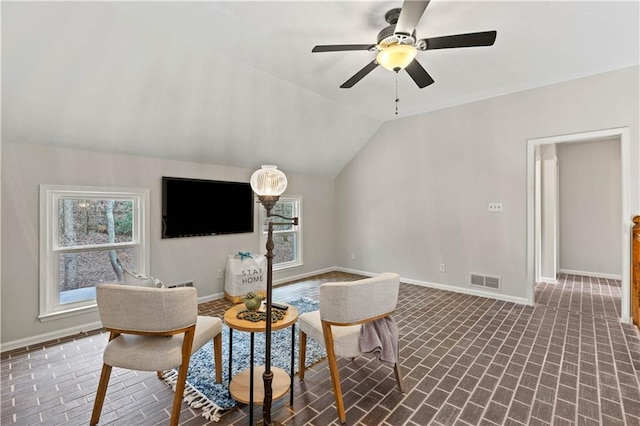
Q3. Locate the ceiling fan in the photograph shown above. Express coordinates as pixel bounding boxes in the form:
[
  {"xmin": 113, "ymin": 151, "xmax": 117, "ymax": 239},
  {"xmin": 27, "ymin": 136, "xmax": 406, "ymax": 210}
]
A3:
[{"xmin": 312, "ymin": 0, "xmax": 497, "ymax": 89}]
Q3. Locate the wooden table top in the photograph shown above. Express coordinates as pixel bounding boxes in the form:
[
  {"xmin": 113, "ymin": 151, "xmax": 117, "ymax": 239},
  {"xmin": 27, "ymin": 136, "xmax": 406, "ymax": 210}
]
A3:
[{"xmin": 223, "ymin": 303, "xmax": 299, "ymax": 332}]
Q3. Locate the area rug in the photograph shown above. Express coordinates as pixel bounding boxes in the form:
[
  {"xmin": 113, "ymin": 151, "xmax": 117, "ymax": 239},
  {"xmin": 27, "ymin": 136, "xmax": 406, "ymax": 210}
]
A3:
[{"xmin": 162, "ymin": 297, "xmax": 325, "ymax": 422}]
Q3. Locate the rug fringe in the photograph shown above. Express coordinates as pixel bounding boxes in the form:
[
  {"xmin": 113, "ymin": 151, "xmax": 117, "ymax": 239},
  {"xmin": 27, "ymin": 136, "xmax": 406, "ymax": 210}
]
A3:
[{"xmin": 161, "ymin": 370, "xmax": 224, "ymax": 422}]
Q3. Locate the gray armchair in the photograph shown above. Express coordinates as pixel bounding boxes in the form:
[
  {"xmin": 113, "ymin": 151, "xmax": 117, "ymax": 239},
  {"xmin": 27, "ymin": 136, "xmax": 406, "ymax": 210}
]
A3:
[
  {"xmin": 298, "ymin": 272, "xmax": 405, "ymax": 423},
  {"xmin": 90, "ymin": 284, "xmax": 222, "ymax": 426}
]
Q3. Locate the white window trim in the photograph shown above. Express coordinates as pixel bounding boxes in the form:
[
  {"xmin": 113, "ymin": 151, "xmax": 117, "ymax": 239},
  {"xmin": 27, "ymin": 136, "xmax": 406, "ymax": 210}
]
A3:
[
  {"xmin": 259, "ymin": 196, "xmax": 303, "ymax": 271},
  {"xmin": 38, "ymin": 185, "xmax": 150, "ymax": 321}
]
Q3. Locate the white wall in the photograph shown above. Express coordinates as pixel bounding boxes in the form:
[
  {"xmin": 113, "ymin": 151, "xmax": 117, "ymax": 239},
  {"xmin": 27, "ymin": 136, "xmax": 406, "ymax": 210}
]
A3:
[
  {"xmin": 557, "ymin": 138, "xmax": 622, "ymax": 276},
  {"xmin": 2, "ymin": 66, "xmax": 638, "ymax": 348},
  {"xmin": 1, "ymin": 142, "xmax": 337, "ymax": 347},
  {"xmin": 335, "ymin": 66, "xmax": 639, "ymax": 301}
]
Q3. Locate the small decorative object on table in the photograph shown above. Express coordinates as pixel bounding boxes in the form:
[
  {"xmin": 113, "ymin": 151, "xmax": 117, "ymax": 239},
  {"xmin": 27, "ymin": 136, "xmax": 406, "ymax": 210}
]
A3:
[
  {"xmin": 236, "ymin": 308, "xmax": 286, "ymax": 323},
  {"xmin": 242, "ymin": 292, "xmax": 262, "ymax": 311}
]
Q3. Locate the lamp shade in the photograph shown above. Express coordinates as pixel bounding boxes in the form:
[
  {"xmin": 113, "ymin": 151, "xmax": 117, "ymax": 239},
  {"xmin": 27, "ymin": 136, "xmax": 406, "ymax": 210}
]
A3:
[
  {"xmin": 250, "ymin": 165, "xmax": 288, "ymax": 196},
  {"xmin": 376, "ymin": 44, "xmax": 417, "ymax": 71}
]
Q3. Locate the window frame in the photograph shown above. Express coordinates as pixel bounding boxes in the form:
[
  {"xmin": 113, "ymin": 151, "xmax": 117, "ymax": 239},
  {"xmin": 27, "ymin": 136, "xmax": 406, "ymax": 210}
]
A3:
[
  {"xmin": 38, "ymin": 184, "xmax": 150, "ymax": 321},
  {"xmin": 259, "ymin": 196, "xmax": 303, "ymax": 271}
]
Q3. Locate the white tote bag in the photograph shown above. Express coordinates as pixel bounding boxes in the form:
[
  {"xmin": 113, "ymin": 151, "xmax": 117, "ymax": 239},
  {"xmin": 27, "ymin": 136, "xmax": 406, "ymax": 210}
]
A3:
[{"xmin": 224, "ymin": 253, "xmax": 267, "ymax": 303}]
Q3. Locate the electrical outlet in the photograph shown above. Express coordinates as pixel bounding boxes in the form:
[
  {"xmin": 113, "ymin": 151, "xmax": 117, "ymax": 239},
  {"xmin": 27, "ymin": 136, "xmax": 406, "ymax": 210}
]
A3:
[
  {"xmin": 488, "ymin": 202, "xmax": 503, "ymax": 212},
  {"xmin": 217, "ymin": 269, "xmax": 223, "ymax": 279},
  {"xmin": 439, "ymin": 264, "xmax": 446, "ymax": 273},
  {"xmin": 351, "ymin": 252, "xmax": 356, "ymax": 260}
]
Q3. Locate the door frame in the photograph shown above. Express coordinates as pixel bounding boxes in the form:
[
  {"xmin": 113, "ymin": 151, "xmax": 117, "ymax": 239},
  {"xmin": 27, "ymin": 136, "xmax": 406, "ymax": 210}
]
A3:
[{"xmin": 526, "ymin": 127, "xmax": 631, "ymax": 322}]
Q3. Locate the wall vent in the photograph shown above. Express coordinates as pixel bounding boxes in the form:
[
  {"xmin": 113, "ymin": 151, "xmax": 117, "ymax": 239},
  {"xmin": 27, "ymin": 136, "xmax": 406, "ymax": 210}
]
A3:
[
  {"xmin": 168, "ymin": 281, "xmax": 194, "ymax": 289},
  {"xmin": 470, "ymin": 273, "xmax": 501, "ymax": 291}
]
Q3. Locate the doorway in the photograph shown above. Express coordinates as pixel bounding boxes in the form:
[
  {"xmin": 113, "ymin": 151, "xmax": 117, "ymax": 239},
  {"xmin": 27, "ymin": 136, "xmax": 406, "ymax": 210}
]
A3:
[{"xmin": 526, "ymin": 127, "xmax": 631, "ymax": 322}]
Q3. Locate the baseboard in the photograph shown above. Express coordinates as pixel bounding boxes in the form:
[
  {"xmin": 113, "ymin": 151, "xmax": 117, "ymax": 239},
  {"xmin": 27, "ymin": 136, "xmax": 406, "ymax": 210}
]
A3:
[
  {"xmin": 336, "ymin": 267, "xmax": 529, "ymax": 305},
  {"xmin": 539, "ymin": 276, "xmax": 558, "ymax": 283},
  {"xmin": 333, "ymin": 267, "xmax": 377, "ymax": 277},
  {"xmin": 1, "ymin": 321, "xmax": 103, "ymax": 353},
  {"xmin": 198, "ymin": 291, "xmax": 225, "ymax": 304},
  {"xmin": 273, "ymin": 266, "xmax": 337, "ymax": 286},
  {"xmin": 400, "ymin": 277, "xmax": 529, "ymax": 305},
  {"xmin": 558, "ymin": 269, "xmax": 622, "ymax": 280}
]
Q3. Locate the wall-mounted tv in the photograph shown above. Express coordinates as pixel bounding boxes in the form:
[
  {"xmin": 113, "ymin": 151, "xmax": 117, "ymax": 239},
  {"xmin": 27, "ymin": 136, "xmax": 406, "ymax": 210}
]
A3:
[{"xmin": 162, "ymin": 176, "xmax": 254, "ymax": 238}]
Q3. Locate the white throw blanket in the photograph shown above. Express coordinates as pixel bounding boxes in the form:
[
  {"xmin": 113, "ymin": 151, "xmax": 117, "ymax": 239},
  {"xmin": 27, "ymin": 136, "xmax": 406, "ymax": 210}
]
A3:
[{"xmin": 358, "ymin": 316, "xmax": 398, "ymax": 364}]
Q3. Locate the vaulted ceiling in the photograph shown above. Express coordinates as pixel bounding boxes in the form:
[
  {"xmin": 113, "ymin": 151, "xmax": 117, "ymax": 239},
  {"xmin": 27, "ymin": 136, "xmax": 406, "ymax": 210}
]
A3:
[{"xmin": 2, "ymin": 1, "xmax": 638, "ymax": 177}]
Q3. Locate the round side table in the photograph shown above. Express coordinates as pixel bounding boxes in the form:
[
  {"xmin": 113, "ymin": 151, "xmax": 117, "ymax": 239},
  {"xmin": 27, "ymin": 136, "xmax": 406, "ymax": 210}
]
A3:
[{"xmin": 224, "ymin": 303, "xmax": 299, "ymax": 424}]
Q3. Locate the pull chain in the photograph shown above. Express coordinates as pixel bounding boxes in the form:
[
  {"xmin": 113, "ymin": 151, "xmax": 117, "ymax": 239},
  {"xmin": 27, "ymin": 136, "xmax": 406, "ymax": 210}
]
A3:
[{"xmin": 395, "ymin": 71, "xmax": 399, "ymax": 115}]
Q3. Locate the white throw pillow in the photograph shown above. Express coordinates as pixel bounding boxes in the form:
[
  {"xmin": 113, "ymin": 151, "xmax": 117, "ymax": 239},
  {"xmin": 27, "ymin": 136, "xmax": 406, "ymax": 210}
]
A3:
[{"xmin": 122, "ymin": 269, "xmax": 165, "ymax": 288}]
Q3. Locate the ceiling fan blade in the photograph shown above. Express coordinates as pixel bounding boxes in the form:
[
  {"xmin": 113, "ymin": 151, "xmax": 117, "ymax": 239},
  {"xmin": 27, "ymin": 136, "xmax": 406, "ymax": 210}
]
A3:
[
  {"xmin": 340, "ymin": 60, "xmax": 379, "ymax": 88},
  {"xmin": 394, "ymin": 0, "xmax": 430, "ymax": 36},
  {"xmin": 312, "ymin": 44, "xmax": 375, "ymax": 53},
  {"xmin": 421, "ymin": 31, "xmax": 497, "ymax": 50},
  {"xmin": 405, "ymin": 59, "xmax": 435, "ymax": 88}
]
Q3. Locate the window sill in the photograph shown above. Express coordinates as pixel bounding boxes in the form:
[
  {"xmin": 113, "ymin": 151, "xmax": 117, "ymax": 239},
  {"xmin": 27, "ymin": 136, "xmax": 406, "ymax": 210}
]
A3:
[{"xmin": 38, "ymin": 303, "xmax": 98, "ymax": 322}]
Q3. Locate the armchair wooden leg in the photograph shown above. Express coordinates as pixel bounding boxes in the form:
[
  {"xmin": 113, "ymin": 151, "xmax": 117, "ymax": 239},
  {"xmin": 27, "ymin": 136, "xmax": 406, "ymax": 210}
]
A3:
[
  {"xmin": 90, "ymin": 364, "xmax": 113, "ymax": 426},
  {"xmin": 393, "ymin": 363, "xmax": 405, "ymax": 393},
  {"xmin": 322, "ymin": 321, "xmax": 346, "ymax": 424},
  {"xmin": 171, "ymin": 361, "xmax": 189, "ymax": 426},
  {"xmin": 170, "ymin": 327, "xmax": 195, "ymax": 426},
  {"xmin": 157, "ymin": 371, "xmax": 164, "ymax": 379},
  {"xmin": 299, "ymin": 330, "xmax": 307, "ymax": 380},
  {"xmin": 213, "ymin": 334, "xmax": 223, "ymax": 383}
]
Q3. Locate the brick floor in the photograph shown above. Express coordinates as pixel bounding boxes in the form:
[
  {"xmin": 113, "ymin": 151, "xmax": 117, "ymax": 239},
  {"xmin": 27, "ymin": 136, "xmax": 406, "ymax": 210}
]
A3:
[
  {"xmin": 2, "ymin": 271, "xmax": 639, "ymax": 425},
  {"xmin": 535, "ymin": 273, "xmax": 621, "ymax": 320}
]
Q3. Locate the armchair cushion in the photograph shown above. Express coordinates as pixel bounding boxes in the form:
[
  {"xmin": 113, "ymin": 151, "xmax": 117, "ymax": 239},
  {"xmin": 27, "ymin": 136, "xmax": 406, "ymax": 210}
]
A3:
[
  {"xmin": 104, "ymin": 315, "xmax": 222, "ymax": 371},
  {"xmin": 298, "ymin": 311, "xmax": 362, "ymax": 358}
]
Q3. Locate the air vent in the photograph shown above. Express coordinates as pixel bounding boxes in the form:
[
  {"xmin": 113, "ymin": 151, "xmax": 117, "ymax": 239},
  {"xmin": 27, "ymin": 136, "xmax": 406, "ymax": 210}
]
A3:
[
  {"xmin": 470, "ymin": 273, "xmax": 501, "ymax": 291},
  {"xmin": 168, "ymin": 281, "xmax": 194, "ymax": 289}
]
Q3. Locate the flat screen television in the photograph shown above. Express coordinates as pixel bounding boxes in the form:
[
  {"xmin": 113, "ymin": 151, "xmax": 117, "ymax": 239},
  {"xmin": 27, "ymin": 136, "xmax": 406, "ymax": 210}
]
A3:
[{"xmin": 162, "ymin": 176, "xmax": 254, "ymax": 238}]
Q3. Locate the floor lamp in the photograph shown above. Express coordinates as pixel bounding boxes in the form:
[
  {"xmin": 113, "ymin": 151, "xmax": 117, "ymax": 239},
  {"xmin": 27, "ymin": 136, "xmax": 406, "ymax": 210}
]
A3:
[{"xmin": 250, "ymin": 165, "xmax": 298, "ymax": 426}]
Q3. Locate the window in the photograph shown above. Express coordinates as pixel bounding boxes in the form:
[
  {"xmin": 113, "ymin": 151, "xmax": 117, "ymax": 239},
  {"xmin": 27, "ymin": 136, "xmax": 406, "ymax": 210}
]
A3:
[
  {"xmin": 259, "ymin": 197, "xmax": 302, "ymax": 270},
  {"xmin": 39, "ymin": 185, "xmax": 149, "ymax": 321}
]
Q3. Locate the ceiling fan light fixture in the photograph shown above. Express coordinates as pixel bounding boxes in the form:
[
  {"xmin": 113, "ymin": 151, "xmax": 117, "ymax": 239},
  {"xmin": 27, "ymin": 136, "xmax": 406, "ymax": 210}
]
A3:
[{"xmin": 376, "ymin": 44, "xmax": 417, "ymax": 72}]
